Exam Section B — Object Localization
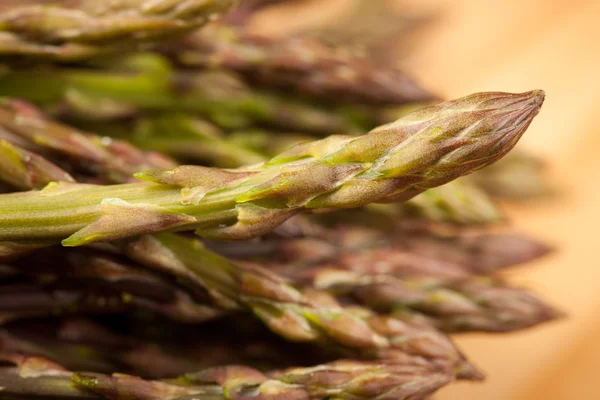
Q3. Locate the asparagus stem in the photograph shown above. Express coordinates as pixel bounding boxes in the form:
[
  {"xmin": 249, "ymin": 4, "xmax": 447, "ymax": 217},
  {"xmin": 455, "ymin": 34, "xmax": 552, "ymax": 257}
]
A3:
[
  {"xmin": 172, "ymin": 23, "xmax": 435, "ymax": 105},
  {"xmin": 0, "ymin": 91, "xmax": 544, "ymax": 246},
  {"xmin": 0, "ymin": 354, "xmax": 453, "ymax": 400},
  {"xmin": 0, "ymin": 63, "xmax": 364, "ymax": 134},
  {"xmin": 0, "ymin": 0, "xmax": 236, "ymax": 62}
]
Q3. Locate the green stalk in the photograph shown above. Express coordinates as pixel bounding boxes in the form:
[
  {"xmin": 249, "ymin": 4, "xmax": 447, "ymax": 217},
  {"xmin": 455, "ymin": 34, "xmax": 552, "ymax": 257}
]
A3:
[{"xmin": 0, "ymin": 90, "xmax": 544, "ymax": 246}]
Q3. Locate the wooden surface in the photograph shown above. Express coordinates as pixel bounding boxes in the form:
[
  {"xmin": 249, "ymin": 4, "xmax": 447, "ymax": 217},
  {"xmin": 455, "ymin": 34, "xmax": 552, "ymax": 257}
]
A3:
[
  {"xmin": 402, "ymin": 1, "xmax": 600, "ymax": 399},
  {"xmin": 255, "ymin": 1, "xmax": 600, "ymax": 398}
]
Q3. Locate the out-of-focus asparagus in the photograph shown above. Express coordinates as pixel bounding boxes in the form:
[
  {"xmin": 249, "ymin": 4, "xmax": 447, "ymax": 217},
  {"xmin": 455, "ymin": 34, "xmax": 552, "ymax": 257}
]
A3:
[
  {"xmin": 285, "ymin": 269, "xmax": 561, "ymax": 333},
  {"xmin": 0, "ymin": 91, "xmax": 545, "ymax": 246},
  {"xmin": 0, "ymin": 353, "xmax": 453, "ymax": 400},
  {"xmin": 8, "ymin": 247, "xmax": 223, "ymax": 323},
  {"xmin": 0, "ymin": 99, "xmax": 176, "ymax": 183},
  {"xmin": 0, "ymin": 317, "xmax": 332, "ymax": 377},
  {"xmin": 0, "ymin": 58, "xmax": 366, "ymax": 134},
  {"xmin": 468, "ymin": 150, "xmax": 554, "ymax": 200},
  {"xmin": 215, "ymin": 222, "xmax": 553, "ymax": 278},
  {"xmin": 171, "ymin": 23, "xmax": 436, "ymax": 105},
  {"xmin": 0, "ymin": 139, "xmax": 74, "ymax": 189},
  {"xmin": 0, "ymin": 282, "xmax": 129, "ymax": 326},
  {"xmin": 300, "ymin": 0, "xmax": 433, "ymax": 62},
  {"xmin": 0, "ymin": 0, "xmax": 236, "ymax": 62},
  {"xmin": 223, "ymin": 0, "xmax": 302, "ymax": 26},
  {"xmin": 123, "ymin": 233, "xmax": 480, "ymax": 378},
  {"xmin": 363, "ymin": 178, "xmax": 504, "ymax": 225},
  {"xmin": 79, "ymin": 113, "xmax": 268, "ymax": 168}
]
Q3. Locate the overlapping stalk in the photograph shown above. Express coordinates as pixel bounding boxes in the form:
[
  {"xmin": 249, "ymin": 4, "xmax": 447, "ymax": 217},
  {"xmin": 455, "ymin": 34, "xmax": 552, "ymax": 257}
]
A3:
[
  {"xmin": 172, "ymin": 23, "xmax": 435, "ymax": 105},
  {"xmin": 121, "ymin": 233, "xmax": 481, "ymax": 378},
  {"xmin": 0, "ymin": 317, "xmax": 336, "ymax": 376},
  {"xmin": 0, "ymin": 90, "xmax": 544, "ymax": 246},
  {"xmin": 0, "ymin": 354, "xmax": 452, "ymax": 400},
  {"xmin": 0, "ymin": 0, "xmax": 237, "ymax": 61},
  {"xmin": 0, "ymin": 98, "xmax": 176, "ymax": 183},
  {"xmin": 217, "ymin": 224, "xmax": 553, "ymax": 277},
  {"xmin": 0, "ymin": 62, "xmax": 365, "ymax": 134},
  {"xmin": 287, "ymin": 269, "xmax": 560, "ymax": 333}
]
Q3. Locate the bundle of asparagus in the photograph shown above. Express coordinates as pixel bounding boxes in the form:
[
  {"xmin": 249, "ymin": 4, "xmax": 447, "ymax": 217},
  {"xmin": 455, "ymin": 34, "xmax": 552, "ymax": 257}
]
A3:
[{"xmin": 0, "ymin": 1, "xmax": 559, "ymax": 399}]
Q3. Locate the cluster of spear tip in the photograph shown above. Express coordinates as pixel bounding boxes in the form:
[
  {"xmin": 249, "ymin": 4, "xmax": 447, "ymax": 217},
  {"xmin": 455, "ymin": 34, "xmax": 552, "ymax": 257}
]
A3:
[{"xmin": 0, "ymin": 1, "xmax": 561, "ymax": 399}]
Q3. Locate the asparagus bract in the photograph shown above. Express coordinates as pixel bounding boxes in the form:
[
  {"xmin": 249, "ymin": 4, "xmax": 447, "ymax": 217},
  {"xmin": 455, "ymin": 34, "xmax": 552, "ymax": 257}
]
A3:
[{"xmin": 0, "ymin": 91, "xmax": 544, "ymax": 246}]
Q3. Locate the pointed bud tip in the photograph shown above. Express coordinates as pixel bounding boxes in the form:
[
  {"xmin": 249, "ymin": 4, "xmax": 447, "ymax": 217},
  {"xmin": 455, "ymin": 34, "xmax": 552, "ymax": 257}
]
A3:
[{"xmin": 526, "ymin": 89, "xmax": 545, "ymax": 114}]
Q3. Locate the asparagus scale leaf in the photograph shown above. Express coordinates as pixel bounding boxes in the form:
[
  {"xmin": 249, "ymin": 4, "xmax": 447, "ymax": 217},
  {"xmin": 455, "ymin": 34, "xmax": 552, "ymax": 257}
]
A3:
[{"xmin": 0, "ymin": 90, "xmax": 544, "ymax": 246}]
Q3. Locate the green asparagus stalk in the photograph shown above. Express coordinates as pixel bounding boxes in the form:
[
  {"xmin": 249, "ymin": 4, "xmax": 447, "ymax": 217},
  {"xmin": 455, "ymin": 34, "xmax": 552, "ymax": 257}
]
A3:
[
  {"xmin": 0, "ymin": 0, "xmax": 236, "ymax": 62},
  {"xmin": 13, "ymin": 100, "xmax": 501, "ymax": 224},
  {"xmin": 0, "ymin": 353, "xmax": 453, "ymax": 400},
  {"xmin": 80, "ymin": 113, "xmax": 268, "ymax": 168},
  {"xmin": 0, "ymin": 99, "xmax": 176, "ymax": 183},
  {"xmin": 289, "ymin": 269, "xmax": 561, "ymax": 333},
  {"xmin": 0, "ymin": 90, "xmax": 545, "ymax": 246},
  {"xmin": 172, "ymin": 23, "xmax": 436, "ymax": 105},
  {"xmin": 0, "ymin": 60, "xmax": 366, "ymax": 134}
]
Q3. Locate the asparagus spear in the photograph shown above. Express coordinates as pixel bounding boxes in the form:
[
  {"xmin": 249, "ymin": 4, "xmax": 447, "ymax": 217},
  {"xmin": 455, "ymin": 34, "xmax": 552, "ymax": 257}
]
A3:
[
  {"xmin": 0, "ymin": 353, "xmax": 452, "ymax": 400},
  {"xmin": 301, "ymin": 0, "xmax": 432, "ymax": 61},
  {"xmin": 0, "ymin": 282, "xmax": 129, "ymax": 325},
  {"xmin": 0, "ymin": 99, "xmax": 176, "ymax": 183},
  {"xmin": 0, "ymin": 97, "xmax": 503, "ymax": 227},
  {"xmin": 5, "ymin": 248, "xmax": 223, "ymax": 324},
  {"xmin": 172, "ymin": 23, "xmax": 435, "ymax": 105},
  {"xmin": 0, "ymin": 90, "xmax": 545, "ymax": 246},
  {"xmin": 79, "ymin": 113, "xmax": 268, "ymax": 168},
  {"xmin": 0, "ymin": 61, "xmax": 365, "ymax": 134},
  {"xmin": 288, "ymin": 269, "xmax": 561, "ymax": 333},
  {"xmin": 208, "ymin": 221, "xmax": 553, "ymax": 278},
  {"xmin": 0, "ymin": 0, "xmax": 236, "ymax": 62},
  {"xmin": 1, "ymin": 317, "xmax": 329, "ymax": 377}
]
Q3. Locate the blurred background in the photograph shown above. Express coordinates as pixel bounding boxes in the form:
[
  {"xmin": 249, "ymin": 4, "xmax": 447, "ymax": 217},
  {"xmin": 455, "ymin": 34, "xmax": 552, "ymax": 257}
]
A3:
[{"xmin": 254, "ymin": 0, "xmax": 600, "ymax": 398}]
